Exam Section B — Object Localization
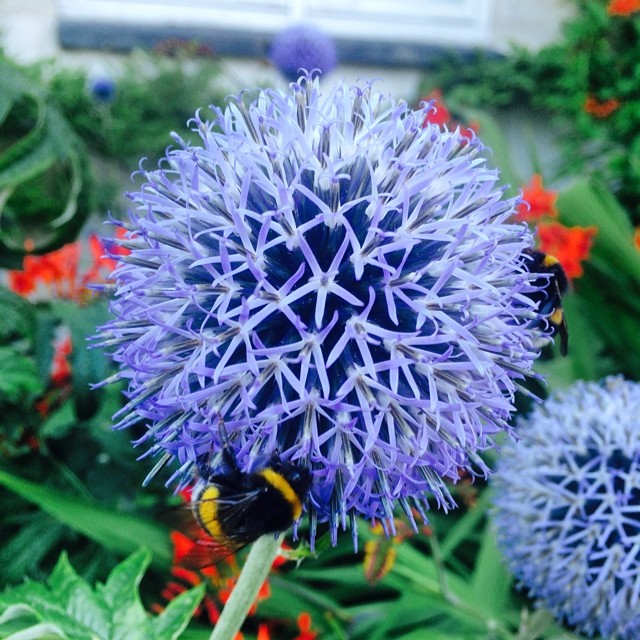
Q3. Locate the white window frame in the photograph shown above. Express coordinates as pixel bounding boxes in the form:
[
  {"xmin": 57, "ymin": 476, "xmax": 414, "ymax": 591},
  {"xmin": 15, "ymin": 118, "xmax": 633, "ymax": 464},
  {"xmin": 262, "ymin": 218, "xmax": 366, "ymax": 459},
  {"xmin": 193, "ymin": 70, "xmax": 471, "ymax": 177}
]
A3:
[{"xmin": 56, "ymin": 0, "xmax": 495, "ymax": 49}]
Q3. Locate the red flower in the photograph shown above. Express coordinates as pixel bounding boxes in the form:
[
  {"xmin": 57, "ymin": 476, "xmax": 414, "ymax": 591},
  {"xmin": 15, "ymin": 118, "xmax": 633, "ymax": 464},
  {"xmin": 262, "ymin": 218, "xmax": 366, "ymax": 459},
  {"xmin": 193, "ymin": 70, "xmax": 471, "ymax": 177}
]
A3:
[
  {"xmin": 50, "ymin": 334, "xmax": 73, "ymax": 386},
  {"xmin": 516, "ymin": 175, "xmax": 558, "ymax": 222},
  {"xmin": 7, "ymin": 228, "xmax": 129, "ymax": 302},
  {"xmin": 294, "ymin": 613, "xmax": 318, "ymax": 640},
  {"xmin": 420, "ymin": 89, "xmax": 452, "ymax": 127},
  {"xmin": 156, "ymin": 523, "xmax": 273, "ymax": 631},
  {"xmin": 584, "ymin": 95, "xmax": 620, "ymax": 118},
  {"xmin": 537, "ymin": 222, "xmax": 598, "ymax": 280},
  {"xmin": 257, "ymin": 624, "xmax": 271, "ymax": 640},
  {"xmin": 634, "ymin": 227, "xmax": 640, "ymax": 251},
  {"xmin": 607, "ymin": 0, "xmax": 640, "ymax": 16}
]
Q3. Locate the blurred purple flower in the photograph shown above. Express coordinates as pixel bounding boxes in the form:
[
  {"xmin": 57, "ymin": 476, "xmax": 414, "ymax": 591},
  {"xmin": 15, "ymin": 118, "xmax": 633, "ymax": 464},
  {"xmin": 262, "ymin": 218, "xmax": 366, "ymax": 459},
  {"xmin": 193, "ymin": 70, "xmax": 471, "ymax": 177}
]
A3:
[
  {"xmin": 90, "ymin": 76, "xmax": 116, "ymax": 104},
  {"xmin": 97, "ymin": 75, "xmax": 548, "ymax": 547},
  {"xmin": 492, "ymin": 377, "xmax": 640, "ymax": 640},
  {"xmin": 269, "ymin": 24, "xmax": 337, "ymax": 81}
]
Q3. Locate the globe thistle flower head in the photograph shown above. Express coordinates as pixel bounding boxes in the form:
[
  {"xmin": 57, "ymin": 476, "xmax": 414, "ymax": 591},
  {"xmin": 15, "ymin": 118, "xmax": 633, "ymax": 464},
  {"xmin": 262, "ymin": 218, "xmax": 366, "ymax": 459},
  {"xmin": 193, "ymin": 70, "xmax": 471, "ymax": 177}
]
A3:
[
  {"xmin": 97, "ymin": 75, "xmax": 548, "ymax": 547},
  {"xmin": 269, "ymin": 24, "xmax": 337, "ymax": 81},
  {"xmin": 492, "ymin": 377, "xmax": 640, "ymax": 640}
]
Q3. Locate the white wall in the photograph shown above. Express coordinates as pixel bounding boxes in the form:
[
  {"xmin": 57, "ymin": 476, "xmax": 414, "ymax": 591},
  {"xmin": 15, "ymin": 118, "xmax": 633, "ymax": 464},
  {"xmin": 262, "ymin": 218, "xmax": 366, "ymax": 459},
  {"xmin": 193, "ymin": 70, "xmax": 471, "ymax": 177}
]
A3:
[{"xmin": 0, "ymin": 0, "xmax": 575, "ymax": 99}]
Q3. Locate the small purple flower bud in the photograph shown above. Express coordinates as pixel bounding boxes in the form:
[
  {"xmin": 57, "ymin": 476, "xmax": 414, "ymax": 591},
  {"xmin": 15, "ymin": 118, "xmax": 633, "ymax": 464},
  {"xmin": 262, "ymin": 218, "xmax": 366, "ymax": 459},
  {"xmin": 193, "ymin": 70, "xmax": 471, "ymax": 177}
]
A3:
[
  {"xmin": 90, "ymin": 76, "xmax": 116, "ymax": 104},
  {"xmin": 270, "ymin": 24, "xmax": 337, "ymax": 81}
]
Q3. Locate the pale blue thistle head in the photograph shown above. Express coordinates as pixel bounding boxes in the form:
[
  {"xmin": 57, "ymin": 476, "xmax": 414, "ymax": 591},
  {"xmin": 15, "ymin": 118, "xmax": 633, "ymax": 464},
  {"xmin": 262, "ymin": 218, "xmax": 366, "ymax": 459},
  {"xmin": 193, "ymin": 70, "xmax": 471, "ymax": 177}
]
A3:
[
  {"xmin": 96, "ymin": 75, "xmax": 548, "ymax": 547},
  {"xmin": 492, "ymin": 377, "xmax": 640, "ymax": 640},
  {"xmin": 269, "ymin": 24, "xmax": 337, "ymax": 82}
]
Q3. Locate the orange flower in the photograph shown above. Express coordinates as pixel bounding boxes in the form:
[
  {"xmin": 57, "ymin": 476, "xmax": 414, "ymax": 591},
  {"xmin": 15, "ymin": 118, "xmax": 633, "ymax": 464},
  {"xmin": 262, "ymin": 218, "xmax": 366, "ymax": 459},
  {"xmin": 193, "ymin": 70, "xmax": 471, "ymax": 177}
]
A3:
[
  {"xmin": 516, "ymin": 175, "xmax": 558, "ymax": 222},
  {"xmin": 257, "ymin": 624, "xmax": 272, "ymax": 640},
  {"xmin": 294, "ymin": 613, "xmax": 318, "ymax": 640},
  {"xmin": 537, "ymin": 222, "xmax": 598, "ymax": 280},
  {"xmin": 607, "ymin": 0, "xmax": 640, "ymax": 16},
  {"xmin": 584, "ymin": 95, "xmax": 620, "ymax": 118},
  {"xmin": 634, "ymin": 227, "xmax": 640, "ymax": 251},
  {"xmin": 7, "ymin": 228, "xmax": 129, "ymax": 302},
  {"xmin": 420, "ymin": 89, "xmax": 452, "ymax": 127}
]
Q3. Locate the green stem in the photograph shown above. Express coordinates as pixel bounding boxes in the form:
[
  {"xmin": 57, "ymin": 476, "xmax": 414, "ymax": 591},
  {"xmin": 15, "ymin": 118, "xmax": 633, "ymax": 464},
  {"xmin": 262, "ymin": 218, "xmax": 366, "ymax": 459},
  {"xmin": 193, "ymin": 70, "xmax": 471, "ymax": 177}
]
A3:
[{"xmin": 209, "ymin": 534, "xmax": 283, "ymax": 640}]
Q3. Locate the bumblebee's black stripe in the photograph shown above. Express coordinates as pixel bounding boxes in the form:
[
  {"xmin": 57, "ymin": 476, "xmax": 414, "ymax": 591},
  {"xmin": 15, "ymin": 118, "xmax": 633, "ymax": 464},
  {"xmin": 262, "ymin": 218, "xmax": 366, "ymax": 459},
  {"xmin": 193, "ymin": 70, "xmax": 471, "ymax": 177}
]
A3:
[
  {"xmin": 258, "ymin": 468, "xmax": 303, "ymax": 520},
  {"xmin": 193, "ymin": 466, "xmax": 307, "ymax": 546}
]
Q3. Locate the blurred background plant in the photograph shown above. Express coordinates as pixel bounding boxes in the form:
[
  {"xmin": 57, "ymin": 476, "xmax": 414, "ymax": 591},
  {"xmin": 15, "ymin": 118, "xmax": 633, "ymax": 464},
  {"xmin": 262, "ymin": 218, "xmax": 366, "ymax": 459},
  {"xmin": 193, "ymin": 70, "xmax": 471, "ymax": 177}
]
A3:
[{"xmin": 1, "ymin": 1, "xmax": 639, "ymax": 638}]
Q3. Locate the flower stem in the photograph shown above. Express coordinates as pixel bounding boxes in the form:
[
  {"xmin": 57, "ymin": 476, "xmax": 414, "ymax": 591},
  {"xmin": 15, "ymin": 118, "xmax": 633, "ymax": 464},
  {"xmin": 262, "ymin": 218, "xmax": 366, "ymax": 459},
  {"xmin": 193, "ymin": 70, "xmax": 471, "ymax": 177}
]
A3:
[{"xmin": 209, "ymin": 534, "xmax": 283, "ymax": 640}]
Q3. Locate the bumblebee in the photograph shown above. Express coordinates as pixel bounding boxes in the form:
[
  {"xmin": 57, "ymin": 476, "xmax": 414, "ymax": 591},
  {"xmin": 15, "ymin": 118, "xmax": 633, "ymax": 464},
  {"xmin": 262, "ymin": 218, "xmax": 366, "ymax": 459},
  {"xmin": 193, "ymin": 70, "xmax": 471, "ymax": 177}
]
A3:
[
  {"xmin": 523, "ymin": 249, "xmax": 569, "ymax": 357},
  {"xmin": 188, "ymin": 427, "xmax": 312, "ymax": 565}
]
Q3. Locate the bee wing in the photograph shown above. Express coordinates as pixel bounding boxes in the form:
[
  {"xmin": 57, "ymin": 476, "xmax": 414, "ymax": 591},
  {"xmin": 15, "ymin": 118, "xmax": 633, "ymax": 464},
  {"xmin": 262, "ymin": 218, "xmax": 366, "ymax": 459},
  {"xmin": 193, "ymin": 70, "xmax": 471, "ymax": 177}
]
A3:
[
  {"xmin": 179, "ymin": 535, "xmax": 246, "ymax": 570},
  {"xmin": 175, "ymin": 491, "xmax": 263, "ymax": 570}
]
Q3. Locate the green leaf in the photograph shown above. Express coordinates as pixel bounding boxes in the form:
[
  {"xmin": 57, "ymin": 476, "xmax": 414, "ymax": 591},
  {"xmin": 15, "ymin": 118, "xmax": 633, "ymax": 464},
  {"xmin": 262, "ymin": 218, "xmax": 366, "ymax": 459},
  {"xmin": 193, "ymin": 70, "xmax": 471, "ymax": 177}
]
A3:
[
  {"xmin": 39, "ymin": 401, "xmax": 77, "ymax": 440},
  {"xmin": 0, "ymin": 288, "xmax": 37, "ymax": 348},
  {"xmin": 100, "ymin": 549, "xmax": 149, "ymax": 607},
  {"xmin": 100, "ymin": 551, "xmax": 151, "ymax": 640},
  {"xmin": 0, "ymin": 516, "xmax": 68, "ymax": 584},
  {"xmin": 439, "ymin": 491, "xmax": 491, "ymax": 562},
  {"xmin": 457, "ymin": 107, "xmax": 524, "ymax": 194},
  {"xmin": 51, "ymin": 299, "xmax": 110, "ymax": 421},
  {"xmin": 0, "ymin": 346, "xmax": 44, "ymax": 405},
  {"xmin": 0, "ymin": 469, "xmax": 172, "ymax": 569},
  {"xmin": 468, "ymin": 520, "xmax": 514, "ymax": 618},
  {"xmin": 557, "ymin": 178, "xmax": 640, "ymax": 280},
  {"xmin": 152, "ymin": 584, "xmax": 205, "ymax": 640},
  {"xmin": 0, "ymin": 58, "xmax": 92, "ymax": 262},
  {"xmin": 47, "ymin": 554, "xmax": 111, "ymax": 636},
  {"xmin": 0, "ymin": 550, "xmax": 201, "ymax": 640}
]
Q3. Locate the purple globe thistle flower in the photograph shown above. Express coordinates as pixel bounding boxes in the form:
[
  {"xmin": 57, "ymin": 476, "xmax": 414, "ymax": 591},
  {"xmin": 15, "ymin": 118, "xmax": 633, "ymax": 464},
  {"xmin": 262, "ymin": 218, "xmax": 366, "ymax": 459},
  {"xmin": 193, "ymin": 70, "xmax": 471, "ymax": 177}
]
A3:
[
  {"xmin": 492, "ymin": 377, "xmax": 640, "ymax": 640},
  {"xmin": 97, "ymin": 75, "xmax": 549, "ymax": 547},
  {"xmin": 269, "ymin": 24, "xmax": 337, "ymax": 82}
]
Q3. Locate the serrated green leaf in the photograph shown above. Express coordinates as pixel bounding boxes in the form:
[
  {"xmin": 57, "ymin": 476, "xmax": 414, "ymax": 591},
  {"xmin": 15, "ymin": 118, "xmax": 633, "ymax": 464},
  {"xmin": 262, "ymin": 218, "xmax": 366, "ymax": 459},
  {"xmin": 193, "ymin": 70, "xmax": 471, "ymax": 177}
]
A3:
[
  {"xmin": 0, "ymin": 604, "xmax": 40, "ymax": 626},
  {"xmin": 101, "ymin": 550, "xmax": 150, "ymax": 605},
  {"xmin": 3, "ymin": 622, "xmax": 69, "ymax": 639},
  {"xmin": 152, "ymin": 583, "xmax": 205, "ymax": 640},
  {"xmin": 0, "ymin": 470, "xmax": 172, "ymax": 569},
  {"xmin": 0, "ymin": 583, "xmax": 93, "ymax": 640},
  {"xmin": 0, "ymin": 551, "xmax": 200, "ymax": 640},
  {"xmin": 47, "ymin": 553, "xmax": 87, "ymax": 604},
  {"xmin": 47, "ymin": 554, "xmax": 111, "ymax": 638}
]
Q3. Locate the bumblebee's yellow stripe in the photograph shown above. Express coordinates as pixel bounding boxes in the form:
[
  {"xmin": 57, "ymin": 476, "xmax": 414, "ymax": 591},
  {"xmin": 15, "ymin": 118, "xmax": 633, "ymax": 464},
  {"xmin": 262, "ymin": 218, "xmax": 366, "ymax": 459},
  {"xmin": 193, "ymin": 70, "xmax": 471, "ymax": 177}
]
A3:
[
  {"xmin": 197, "ymin": 485, "xmax": 224, "ymax": 538},
  {"xmin": 259, "ymin": 468, "xmax": 303, "ymax": 520},
  {"xmin": 550, "ymin": 308, "xmax": 564, "ymax": 326},
  {"xmin": 543, "ymin": 255, "xmax": 560, "ymax": 268}
]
